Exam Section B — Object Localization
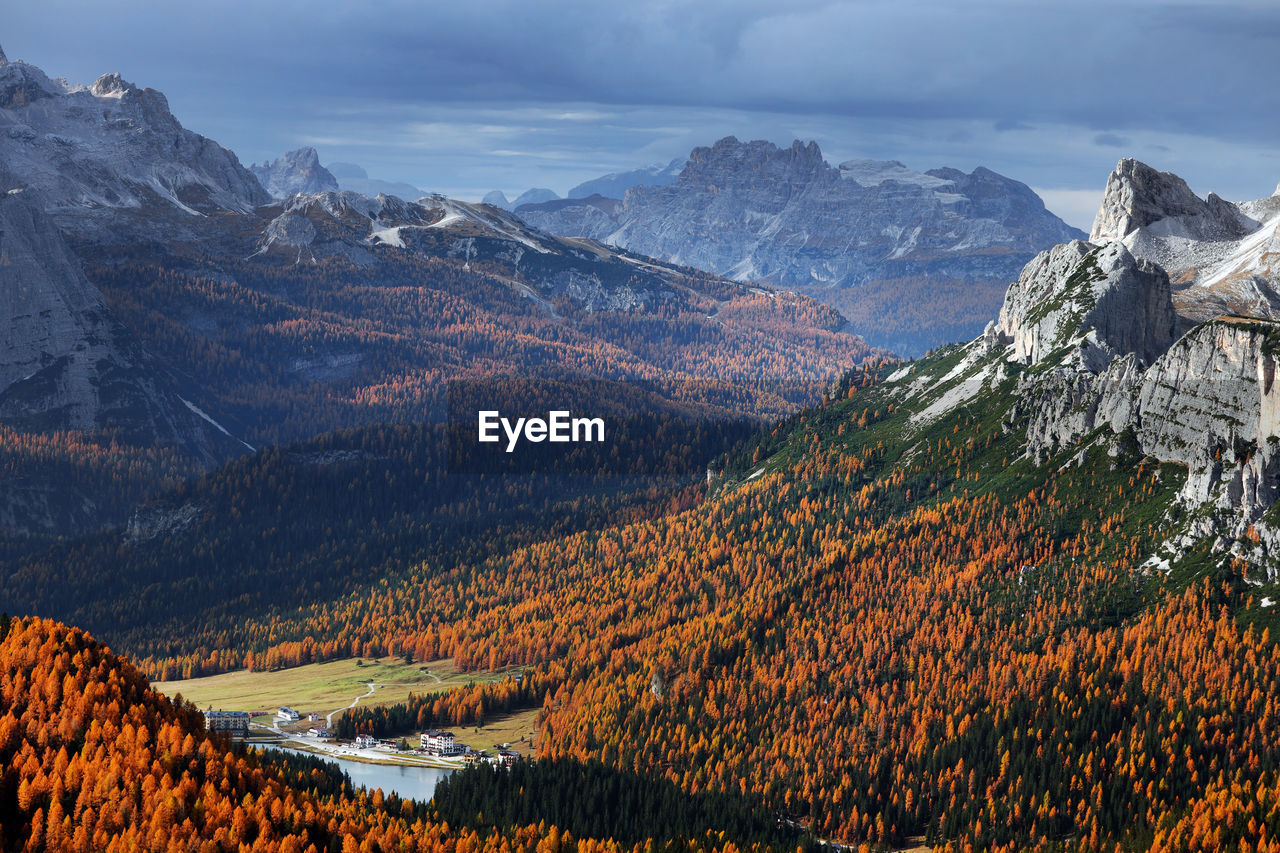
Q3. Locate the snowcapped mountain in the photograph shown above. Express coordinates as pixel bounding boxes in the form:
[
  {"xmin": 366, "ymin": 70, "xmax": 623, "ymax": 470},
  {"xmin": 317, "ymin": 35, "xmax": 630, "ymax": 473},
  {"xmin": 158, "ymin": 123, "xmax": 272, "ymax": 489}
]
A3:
[
  {"xmin": 0, "ymin": 45, "xmax": 268, "ymax": 241},
  {"xmin": 250, "ymin": 147, "xmax": 339, "ymax": 199},
  {"xmin": 515, "ymin": 137, "xmax": 1084, "ymax": 355},
  {"xmin": 1090, "ymin": 158, "xmax": 1280, "ymax": 329}
]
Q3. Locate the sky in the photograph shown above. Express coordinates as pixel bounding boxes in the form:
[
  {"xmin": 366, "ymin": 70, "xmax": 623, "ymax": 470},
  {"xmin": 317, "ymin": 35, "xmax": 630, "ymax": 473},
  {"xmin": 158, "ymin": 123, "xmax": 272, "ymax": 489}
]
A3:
[{"xmin": 5, "ymin": 0, "xmax": 1280, "ymax": 230}]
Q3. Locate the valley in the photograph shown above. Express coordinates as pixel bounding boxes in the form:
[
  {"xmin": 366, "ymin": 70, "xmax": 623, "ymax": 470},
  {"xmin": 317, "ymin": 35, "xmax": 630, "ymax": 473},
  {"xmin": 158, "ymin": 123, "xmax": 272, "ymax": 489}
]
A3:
[{"xmin": 2, "ymin": 17, "xmax": 1280, "ymax": 853}]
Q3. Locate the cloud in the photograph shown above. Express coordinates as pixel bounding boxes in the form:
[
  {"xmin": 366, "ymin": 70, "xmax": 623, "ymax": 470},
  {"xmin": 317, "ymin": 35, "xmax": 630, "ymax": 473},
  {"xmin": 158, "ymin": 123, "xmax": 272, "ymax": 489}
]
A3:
[
  {"xmin": 4, "ymin": 1, "xmax": 1277, "ymax": 203},
  {"xmin": 995, "ymin": 120, "xmax": 1035, "ymax": 133},
  {"xmin": 1094, "ymin": 133, "xmax": 1131, "ymax": 148}
]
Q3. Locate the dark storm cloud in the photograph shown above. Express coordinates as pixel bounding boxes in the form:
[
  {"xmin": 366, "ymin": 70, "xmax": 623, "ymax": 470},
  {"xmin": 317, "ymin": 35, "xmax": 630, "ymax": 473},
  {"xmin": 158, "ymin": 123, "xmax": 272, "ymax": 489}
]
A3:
[{"xmin": 4, "ymin": 0, "xmax": 1279, "ymax": 227}]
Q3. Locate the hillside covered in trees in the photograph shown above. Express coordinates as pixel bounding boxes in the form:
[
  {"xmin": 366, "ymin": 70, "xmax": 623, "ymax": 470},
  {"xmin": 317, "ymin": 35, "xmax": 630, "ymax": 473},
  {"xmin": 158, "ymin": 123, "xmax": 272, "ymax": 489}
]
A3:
[
  {"xmin": 9, "ymin": 349, "xmax": 1280, "ymax": 850},
  {"xmin": 0, "ymin": 615, "xmax": 796, "ymax": 851}
]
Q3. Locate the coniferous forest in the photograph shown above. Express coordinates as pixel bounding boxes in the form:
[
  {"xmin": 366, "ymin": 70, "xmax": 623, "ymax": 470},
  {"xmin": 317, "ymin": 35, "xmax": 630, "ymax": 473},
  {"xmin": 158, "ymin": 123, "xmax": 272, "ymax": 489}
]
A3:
[{"xmin": 5, "ymin": 6, "xmax": 1280, "ymax": 852}]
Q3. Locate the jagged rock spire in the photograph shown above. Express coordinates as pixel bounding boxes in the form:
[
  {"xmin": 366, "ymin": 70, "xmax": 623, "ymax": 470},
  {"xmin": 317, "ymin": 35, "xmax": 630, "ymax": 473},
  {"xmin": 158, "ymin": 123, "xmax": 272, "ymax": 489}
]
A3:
[
  {"xmin": 1090, "ymin": 159, "xmax": 1206, "ymax": 242},
  {"xmin": 0, "ymin": 44, "xmax": 9, "ymax": 68},
  {"xmin": 1090, "ymin": 158, "xmax": 1249, "ymax": 243}
]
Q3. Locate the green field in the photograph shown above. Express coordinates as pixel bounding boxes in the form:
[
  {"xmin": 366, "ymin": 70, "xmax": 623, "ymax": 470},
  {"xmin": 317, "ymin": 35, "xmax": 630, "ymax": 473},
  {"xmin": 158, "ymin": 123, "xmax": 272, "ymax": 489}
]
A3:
[{"xmin": 157, "ymin": 656, "xmax": 511, "ymax": 719}]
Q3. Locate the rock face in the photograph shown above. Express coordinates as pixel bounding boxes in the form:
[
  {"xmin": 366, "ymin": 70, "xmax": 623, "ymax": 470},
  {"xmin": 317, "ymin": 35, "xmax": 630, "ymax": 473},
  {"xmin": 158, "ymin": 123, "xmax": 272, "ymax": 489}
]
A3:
[
  {"xmin": 251, "ymin": 147, "xmax": 339, "ymax": 199},
  {"xmin": 0, "ymin": 47, "xmax": 269, "ymax": 241},
  {"xmin": 1089, "ymin": 159, "xmax": 1280, "ymax": 330},
  {"xmin": 993, "ymin": 240, "xmax": 1177, "ymax": 370},
  {"xmin": 0, "ymin": 181, "xmax": 247, "ymax": 459},
  {"xmin": 517, "ymin": 137, "xmax": 1084, "ymax": 354},
  {"xmin": 896, "ymin": 159, "xmax": 1280, "ymax": 572},
  {"xmin": 1090, "ymin": 158, "xmax": 1249, "ymax": 243}
]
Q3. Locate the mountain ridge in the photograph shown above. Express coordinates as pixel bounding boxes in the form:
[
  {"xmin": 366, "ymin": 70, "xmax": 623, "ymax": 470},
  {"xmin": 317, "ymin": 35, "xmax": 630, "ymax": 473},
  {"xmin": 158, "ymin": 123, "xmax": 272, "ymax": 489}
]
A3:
[
  {"xmin": 0, "ymin": 45, "xmax": 268, "ymax": 242},
  {"xmin": 517, "ymin": 136, "xmax": 1085, "ymax": 355}
]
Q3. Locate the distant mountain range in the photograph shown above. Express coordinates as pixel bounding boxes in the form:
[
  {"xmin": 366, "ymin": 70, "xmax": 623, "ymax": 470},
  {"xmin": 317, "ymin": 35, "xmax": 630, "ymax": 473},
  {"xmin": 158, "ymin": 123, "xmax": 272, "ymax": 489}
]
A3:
[
  {"xmin": 251, "ymin": 148, "xmax": 426, "ymax": 201},
  {"xmin": 516, "ymin": 137, "xmax": 1086, "ymax": 355},
  {"xmin": 483, "ymin": 157, "xmax": 687, "ymax": 211},
  {"xmin": 0, "ymin": 48, "xmax": 875, "ymax": 535}
]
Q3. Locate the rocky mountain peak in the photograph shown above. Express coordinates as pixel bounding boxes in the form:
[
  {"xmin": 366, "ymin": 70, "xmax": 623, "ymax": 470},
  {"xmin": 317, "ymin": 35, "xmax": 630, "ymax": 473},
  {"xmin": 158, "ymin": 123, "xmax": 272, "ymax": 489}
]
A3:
[
  {"xmin": 683, "ymin": 136, "xmax": 830, "ymax": 187},
  {"xmin": 0, "ymin": 44, "xmax": 8, "ymax": 68},
  {"xmin": 90, "ymin": 71, "xmax": 134, "ymax": 97},
  {"xmin": 518, "ymin": 137, "xmax": 1084, "ymax": 354},
  {"xmin": 1090, "ymin": 158, "xmax": 1249, "ymax": 243},
  {"xmin": 0, "ymin": 52, "xmax": 269, "ymax": 239},
  {"xmin": 251, "ymin": 147, "xmax": 340, "ymax": 199}
]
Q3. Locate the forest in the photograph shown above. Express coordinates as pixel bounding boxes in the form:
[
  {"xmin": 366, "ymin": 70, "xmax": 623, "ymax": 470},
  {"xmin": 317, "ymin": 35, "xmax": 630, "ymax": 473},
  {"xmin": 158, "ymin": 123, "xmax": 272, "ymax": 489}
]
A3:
[
  {"xmin": 0, "ymin": 616, "xmax": 769, "ymax": 852},
  {"xmin": 8, "ymin": 337, "xmax": 1280, "ymax": 850}
]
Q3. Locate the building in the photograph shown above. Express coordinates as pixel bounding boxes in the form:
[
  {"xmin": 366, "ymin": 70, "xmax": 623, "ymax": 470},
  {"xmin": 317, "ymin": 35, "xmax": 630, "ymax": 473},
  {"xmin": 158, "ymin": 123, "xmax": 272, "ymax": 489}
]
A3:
[
  {"xmin": 307, "ymin": 713, "xmax": 321, "ymax": 722},
  {"xmin": 308, "ymin": 727, "xmax": 334, "ymax": 738},
  {"xmin": 420, "ymin": 730, "xmax": 463, "ymax": 755},
  {"xmin": 277, "ymin": 706, "xmax": 301, "ymax": 722},
  {"xmin": 354, "ymin": 735, "xmax": 377, "ymax": 748},
  {"xmin": 205, "ymin": 711, "xmax": 250, "ymax": 737},
  {"xmin": 497, "ymin": 749, "xmax": 519, "ymax": 767}
]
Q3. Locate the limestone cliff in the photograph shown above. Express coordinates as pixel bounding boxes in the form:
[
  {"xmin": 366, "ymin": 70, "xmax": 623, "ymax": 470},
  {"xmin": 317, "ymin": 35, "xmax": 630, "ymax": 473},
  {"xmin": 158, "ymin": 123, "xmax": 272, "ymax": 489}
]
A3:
[{"xmin": 890, "ymin": 159, "xmax": 1280, "ymax": 573}]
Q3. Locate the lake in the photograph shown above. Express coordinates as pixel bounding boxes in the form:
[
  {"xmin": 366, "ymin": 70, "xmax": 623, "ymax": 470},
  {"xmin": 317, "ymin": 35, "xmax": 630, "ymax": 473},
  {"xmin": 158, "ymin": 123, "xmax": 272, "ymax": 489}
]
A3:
[{"xmin": 278, "ymin": 746, "xmax": 454, "ymax": 802}]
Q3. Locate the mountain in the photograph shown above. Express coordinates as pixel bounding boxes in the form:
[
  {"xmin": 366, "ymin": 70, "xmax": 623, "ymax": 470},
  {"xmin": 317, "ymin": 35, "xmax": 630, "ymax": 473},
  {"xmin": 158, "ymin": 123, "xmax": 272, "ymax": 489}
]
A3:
[
  {"xmin": 483, "ymin": 187, "xmax": 559, "ymax": 211},
  {"xmin": 0, "ymin": 180, "xmax": 249, "ymax": 533},
  {"xmin": 1090, "ymin": 157, "xmax": 1280, "ymax": 329},
  {"xmin": 0, "ymin": 46, "xmax": 268, "ymax": 241},
  {"xmin": 326, "ymin": 160, "xmax": 424, "ymax": 198},
  {"xmin": 483, "ymin": 189, "xmax": 513, "ymax": 208},
  {"xmin": 249, "ymin": 146, "xmax": 339, "ymax": 198},
  {"xmin": 0, "ymin": 47, "xmax": 877, "ymax": 537},
  {"xmin": 516, "ymin": 137, "xmax": 1085, "ymax": 355},
  {"xmin": 11, "ymin": 159, "xmax": 1280, "ymax": 853},
  {"xmin": 888, "ymin": 158, "xmax": 1280, "ymax": 565},
  {"xmin": 566, "ymin": 156, "xmax": 686, "ymax": 199}
]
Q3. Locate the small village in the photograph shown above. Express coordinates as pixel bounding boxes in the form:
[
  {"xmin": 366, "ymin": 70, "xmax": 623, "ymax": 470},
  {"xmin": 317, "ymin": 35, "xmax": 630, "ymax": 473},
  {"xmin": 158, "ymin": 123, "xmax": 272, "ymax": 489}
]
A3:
[{"xmin": 205, "ymin": 707, "xmax": 524, "ymax": 768}]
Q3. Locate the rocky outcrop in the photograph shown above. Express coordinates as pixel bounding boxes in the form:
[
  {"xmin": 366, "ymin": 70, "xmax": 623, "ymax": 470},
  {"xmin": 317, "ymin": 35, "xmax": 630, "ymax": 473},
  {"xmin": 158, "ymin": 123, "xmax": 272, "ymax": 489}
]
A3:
[
  {"xmin": 898, "ymin": 159, "xmax": 1280, "ymax": 569},
  {"xmin": 993, "ymin": 240, "xmax": 1177, "ymax": 370},
  {"xmin": 0, "ymin": 47, "xmax": 269, "ymax": 241},
  {"xmin": 1134, "ymin": 319, "xmax": 1280, "ymax": 506},
  {"xmin": 1088, "ymin": 159, "xmax": 1279, "ymax": 331},
  {"xmin": 517, "ymin": 137, "xmax": 1084, "ymax": 354},
  {"xmin": 251, "ymin": 147, "xmax": 339, "ymax": 199},
  {"xmin": 1090, "ymin": 158, "xmax": 1251, "ymax": 243}
]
